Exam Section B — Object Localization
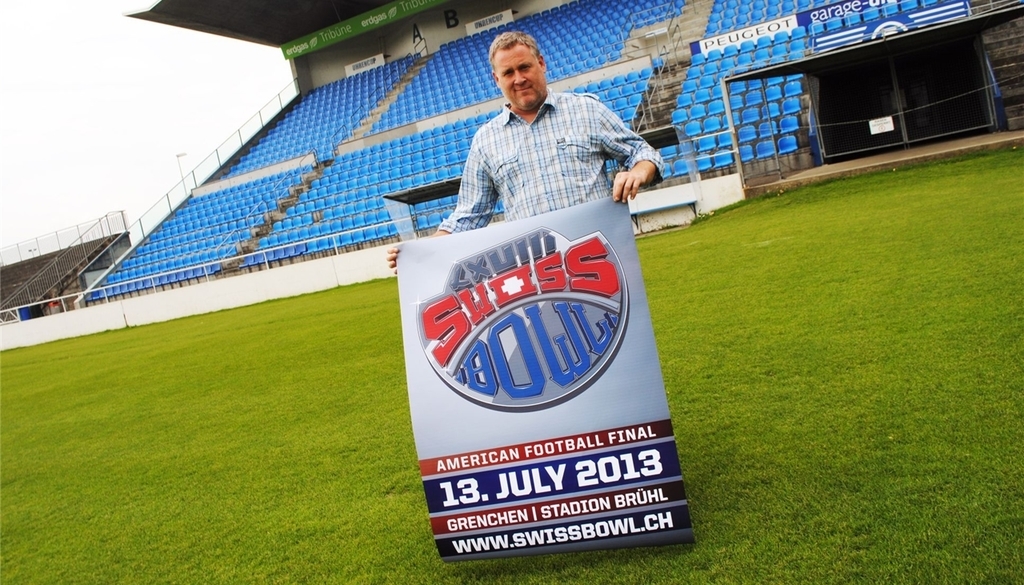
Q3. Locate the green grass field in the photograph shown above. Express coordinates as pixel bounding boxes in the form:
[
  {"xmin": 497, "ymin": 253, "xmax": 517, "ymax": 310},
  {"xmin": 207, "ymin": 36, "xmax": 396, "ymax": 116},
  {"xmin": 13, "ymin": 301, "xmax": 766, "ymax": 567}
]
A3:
[{"xmin": 2, "ymin": 148, "xmax": 1022, "ymax": 584}]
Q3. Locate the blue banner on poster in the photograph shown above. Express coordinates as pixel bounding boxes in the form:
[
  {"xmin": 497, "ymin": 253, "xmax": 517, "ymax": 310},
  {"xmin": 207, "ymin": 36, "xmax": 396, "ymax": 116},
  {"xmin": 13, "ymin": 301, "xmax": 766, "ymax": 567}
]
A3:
[{"xmin": 397, "ymin": 198, "xmax": 694, "ymax": 561}]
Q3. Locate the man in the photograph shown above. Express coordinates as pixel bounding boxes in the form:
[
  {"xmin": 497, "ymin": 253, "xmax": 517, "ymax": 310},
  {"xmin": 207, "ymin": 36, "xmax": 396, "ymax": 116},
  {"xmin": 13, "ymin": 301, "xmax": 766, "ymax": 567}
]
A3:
[{"xmin": 387, "ymin": 31, "xmax": 662, "ymax": 270}]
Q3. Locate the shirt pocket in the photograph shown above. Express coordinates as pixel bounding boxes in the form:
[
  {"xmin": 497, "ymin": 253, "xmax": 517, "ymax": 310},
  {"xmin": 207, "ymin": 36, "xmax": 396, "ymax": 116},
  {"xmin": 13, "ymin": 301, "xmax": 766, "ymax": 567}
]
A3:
[
  {"xmin": 557, "ymin": 135, "xmax": 597, "ymax": 181},
  {"xmin": 493, "ymin": 151, "xmax": 522, "ymax": 193}
]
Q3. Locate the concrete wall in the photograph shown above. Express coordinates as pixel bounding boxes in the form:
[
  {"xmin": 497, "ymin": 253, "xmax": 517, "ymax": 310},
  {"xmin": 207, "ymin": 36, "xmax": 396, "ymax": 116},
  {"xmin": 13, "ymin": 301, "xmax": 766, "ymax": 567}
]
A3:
[
  {"xmin": 629, "ymin": 174, "xmax": 744, "ymax": 232},
  {"xmin": 1, "ymin": 243, "xmax": 395, "ymax": 351}
]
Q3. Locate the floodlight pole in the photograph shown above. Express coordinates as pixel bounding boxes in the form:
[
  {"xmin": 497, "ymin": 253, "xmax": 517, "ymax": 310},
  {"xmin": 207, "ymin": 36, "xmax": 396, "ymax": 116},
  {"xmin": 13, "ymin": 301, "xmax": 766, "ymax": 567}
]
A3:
[{"xmin": 175, "ymin": 152, "xmax": 188, "ymax": 181}]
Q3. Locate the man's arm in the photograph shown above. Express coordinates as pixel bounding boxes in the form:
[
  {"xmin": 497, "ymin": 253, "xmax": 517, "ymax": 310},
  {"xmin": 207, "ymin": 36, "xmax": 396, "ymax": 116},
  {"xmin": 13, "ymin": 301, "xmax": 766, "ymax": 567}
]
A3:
[{"xmin": 583, "ymin": 95, "xmax": 664, "ymax": 197}]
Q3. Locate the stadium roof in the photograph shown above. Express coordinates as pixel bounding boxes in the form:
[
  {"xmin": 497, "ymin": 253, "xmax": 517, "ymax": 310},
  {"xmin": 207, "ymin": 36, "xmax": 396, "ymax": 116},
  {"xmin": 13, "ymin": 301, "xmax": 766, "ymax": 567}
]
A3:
[
  {"xmin": 729, "ymin": 2, "xmax": 1024, "ymax": 80},
  {"xmin": 126, "ymin": 0, "xmax": 400, "ymax": 47}
]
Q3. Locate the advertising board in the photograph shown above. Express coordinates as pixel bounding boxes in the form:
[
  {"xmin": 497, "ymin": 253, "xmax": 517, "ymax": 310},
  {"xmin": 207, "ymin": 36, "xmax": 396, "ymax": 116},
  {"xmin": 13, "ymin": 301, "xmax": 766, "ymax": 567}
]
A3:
[{"xmin": 397, "ymin": 198, "xmax": 694, "ymax": 560}]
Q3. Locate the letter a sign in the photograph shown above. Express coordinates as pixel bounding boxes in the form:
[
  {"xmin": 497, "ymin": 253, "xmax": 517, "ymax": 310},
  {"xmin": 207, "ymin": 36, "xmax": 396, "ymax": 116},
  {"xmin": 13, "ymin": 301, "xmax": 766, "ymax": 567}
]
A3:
[{"xmin": 397, "ymin": 198, "xmax": 694, "ymax": 560}]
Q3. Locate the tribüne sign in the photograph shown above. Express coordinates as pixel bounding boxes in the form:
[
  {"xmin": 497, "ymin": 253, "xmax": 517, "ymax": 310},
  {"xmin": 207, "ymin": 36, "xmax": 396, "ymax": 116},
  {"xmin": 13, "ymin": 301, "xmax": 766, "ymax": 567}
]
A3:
[
  {"xmin": 398, "ymin": 198, "xmax": 694, "ymax": 560},
  {"xmin": 281, "ymin": 0, "xmax": 448, "ymax": 60}
]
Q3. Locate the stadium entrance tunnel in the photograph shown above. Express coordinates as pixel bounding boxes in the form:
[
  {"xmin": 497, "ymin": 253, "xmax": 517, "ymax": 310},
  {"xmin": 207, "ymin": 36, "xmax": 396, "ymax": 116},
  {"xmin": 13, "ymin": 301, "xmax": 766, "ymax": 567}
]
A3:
[{"xmin": 728, "ymin": 3, "xmax": 1024, "ymax": 163}]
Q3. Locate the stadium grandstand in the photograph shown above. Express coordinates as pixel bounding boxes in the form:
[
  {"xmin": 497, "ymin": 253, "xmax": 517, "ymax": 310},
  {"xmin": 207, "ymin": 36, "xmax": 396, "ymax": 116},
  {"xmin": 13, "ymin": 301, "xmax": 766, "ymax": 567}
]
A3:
[{"xmin": 2, "ymin": 0, "xmax": 1022, "ymax": 346}]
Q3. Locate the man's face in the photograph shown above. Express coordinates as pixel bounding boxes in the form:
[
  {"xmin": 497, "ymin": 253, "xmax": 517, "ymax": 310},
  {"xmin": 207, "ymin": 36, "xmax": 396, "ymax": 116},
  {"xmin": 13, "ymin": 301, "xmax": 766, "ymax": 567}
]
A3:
[{"xmin": 491, "ymin": 43, "xmax": 548, "ymax": 118}]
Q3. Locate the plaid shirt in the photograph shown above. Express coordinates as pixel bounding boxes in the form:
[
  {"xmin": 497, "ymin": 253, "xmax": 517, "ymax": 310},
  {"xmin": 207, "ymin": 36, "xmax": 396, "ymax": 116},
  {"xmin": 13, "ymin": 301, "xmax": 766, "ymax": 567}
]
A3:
[{"xmin": 438, "ymin": 91, "xmax": 664, "ymax": 234}]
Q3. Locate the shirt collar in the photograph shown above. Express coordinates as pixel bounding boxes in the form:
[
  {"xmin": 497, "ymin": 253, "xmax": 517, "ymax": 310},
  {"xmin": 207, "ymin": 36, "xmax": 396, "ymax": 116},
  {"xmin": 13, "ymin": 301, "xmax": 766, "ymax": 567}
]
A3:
[{"xmin": 500, "ymin": 91, "xmax": 559, "ymax": 125}]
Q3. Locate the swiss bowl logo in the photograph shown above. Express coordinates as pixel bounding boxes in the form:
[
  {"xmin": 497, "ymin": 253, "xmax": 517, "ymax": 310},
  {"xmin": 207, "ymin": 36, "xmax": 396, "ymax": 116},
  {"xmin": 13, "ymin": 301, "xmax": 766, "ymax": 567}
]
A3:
[{"xmin": 417, "ymin": 228, "xmax": 628, "ymax": 411}]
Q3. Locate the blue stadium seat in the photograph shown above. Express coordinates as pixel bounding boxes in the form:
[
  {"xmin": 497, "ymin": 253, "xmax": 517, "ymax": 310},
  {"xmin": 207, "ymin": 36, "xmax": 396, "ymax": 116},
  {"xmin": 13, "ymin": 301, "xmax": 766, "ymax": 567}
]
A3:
[
  {"xmin": 697, "ymin": 135, "xmax": 717, "ymax": 153},
  {"xmin": 778, "ymin": 135, "xmax": 799, "ymax": 154},
  {"xmin": 755, "ymin": 140, "xmax": 776, "ymax": 159},
  {"xmin": 782, "ymin": 97, "xmax": 802, "ymax": 115},
  {"xmin": 784, "ymin": 80, "xmax": 804, "ymax": 98},
  {"xmin": 738, "ymin": 125, "xmax": 758, "ymax": 143},
  {"xmin": 780, "ymin": 116, "xmax": 800, "ymax": 134},
  {"xmin": 713, "ymin": 152, "xmax": 734, "ymax": 168},
  {"xmin": 672, "ymin": 159, "xmax": 689, "ymax": 176}
]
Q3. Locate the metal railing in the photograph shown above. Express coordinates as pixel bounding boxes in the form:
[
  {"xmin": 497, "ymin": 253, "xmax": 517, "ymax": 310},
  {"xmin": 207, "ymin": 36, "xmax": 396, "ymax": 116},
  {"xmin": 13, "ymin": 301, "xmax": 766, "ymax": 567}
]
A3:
[
  {"xmin": 631, "ymin": 4, "xmax": 689, "ymax": 132},
  {"xmin": 135, "ymin": 79, "xmax": 300, "ymax": 249},
  {"xmin": 331, "ymin": 57, "xmax": 408, "ymax": 147},
  {"xmin": 76, "ymin": 79, "xmax": 301, "ymax": 298},
  {"xmin": 1, "ymin": 212, "xmax": 129, "ymax": 311},
  {"xmin": 79, "ymin": 63, "xmax": 418, "ymax": 306},
  {"xmin": 80, "ymin": 220, "xmax": 403, "ymax": 304},
  {"xmin": 1, "ymin": 212, "xmax": 127, "ymax": 266}
]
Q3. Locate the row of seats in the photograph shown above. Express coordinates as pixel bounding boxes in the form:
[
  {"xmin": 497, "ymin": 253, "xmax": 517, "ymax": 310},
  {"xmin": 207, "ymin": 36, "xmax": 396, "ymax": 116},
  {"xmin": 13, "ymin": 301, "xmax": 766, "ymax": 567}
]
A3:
[
  {"xmin": 226, "ymin": 56, "xmax": 416, "ymax": 177},
  {"xmin": 95, "ymin": 1, "xmax": 719, "ymax": 299},
  {"xmin": 373, "ymin": 0, "xmax": 669, "ymax": 133},
  {"xmin": 705, "ymin": 0, "xmax": 817, "ymax": 36},
  {"xmin": 102, "ymin": 168, "xmax": 309, "ymax": 289},
  {"xmin": 681, "ymin": 0, "xmax": 942, "ymax": 167},
  {"xmin": 251, "ymin": 63, "xmax": 655, "ymax": 259},
  {"xmin": 674, "ymin": 0, "xmax": 819, "ymax": 173}
]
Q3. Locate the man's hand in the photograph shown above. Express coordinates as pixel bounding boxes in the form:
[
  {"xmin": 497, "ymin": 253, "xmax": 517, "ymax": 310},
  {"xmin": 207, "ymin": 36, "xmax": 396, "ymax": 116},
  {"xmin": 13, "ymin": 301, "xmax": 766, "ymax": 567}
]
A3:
[
  {"xmin": 386, "ymin": 246, "xmax": 400, "ymax": 273},
  {"xmin": 385, "ymin": 229, "xmax": 451, "ymax": 274},
  {"xmin": 612, "ymin": 160, "xmax": 658, "ymax": 202}
]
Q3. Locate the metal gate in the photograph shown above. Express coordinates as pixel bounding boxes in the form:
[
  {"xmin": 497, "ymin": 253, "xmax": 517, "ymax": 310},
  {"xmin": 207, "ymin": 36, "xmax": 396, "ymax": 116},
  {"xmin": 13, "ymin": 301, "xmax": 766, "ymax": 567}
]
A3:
[{"xmin": 811, "ymin": 36, "xmax": 995, "ymax": 161}]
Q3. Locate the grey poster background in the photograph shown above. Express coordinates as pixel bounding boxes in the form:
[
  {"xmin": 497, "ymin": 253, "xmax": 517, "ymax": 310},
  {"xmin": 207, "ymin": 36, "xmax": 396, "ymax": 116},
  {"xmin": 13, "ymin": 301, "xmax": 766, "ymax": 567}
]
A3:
[{"xmin": 398, "ymin": 198, "xmax": 675, "ymax": 460}]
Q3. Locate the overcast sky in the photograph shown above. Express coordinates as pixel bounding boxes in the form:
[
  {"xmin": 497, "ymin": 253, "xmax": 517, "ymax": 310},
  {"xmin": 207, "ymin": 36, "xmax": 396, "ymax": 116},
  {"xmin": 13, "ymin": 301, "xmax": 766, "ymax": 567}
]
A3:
[{"xmin": 0, "ymin": 0, "xmax": 294, "ymax": 249}]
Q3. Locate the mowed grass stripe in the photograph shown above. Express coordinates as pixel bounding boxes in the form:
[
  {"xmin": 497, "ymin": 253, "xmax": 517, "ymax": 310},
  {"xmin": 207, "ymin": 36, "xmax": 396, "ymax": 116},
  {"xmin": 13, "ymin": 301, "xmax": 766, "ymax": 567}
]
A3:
[{"xmin": 2, "ymin": 148, "xmax": 1022, "ymax": 584}]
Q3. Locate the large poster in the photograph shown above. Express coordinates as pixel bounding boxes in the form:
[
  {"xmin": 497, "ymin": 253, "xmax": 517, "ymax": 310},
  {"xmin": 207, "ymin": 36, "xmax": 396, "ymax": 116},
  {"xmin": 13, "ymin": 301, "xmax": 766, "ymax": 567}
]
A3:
[{"xmin": 397, "ymin": 198, "xmax": 694, "ymax": 561}]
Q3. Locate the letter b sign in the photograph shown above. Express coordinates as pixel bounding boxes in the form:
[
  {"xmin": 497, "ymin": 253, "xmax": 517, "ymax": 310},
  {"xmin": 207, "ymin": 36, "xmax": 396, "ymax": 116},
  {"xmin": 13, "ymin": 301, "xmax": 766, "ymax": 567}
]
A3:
[{"xmin": 444, "ymin": 9, "xmax": 459, "ymax": 28}]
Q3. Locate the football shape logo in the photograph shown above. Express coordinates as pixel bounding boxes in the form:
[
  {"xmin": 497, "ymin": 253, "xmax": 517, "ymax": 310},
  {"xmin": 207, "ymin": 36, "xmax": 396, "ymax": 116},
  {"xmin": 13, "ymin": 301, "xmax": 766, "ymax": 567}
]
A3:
[{"xmin": 417, "ymin": 228, "xmax": 628, "ymax": 411}]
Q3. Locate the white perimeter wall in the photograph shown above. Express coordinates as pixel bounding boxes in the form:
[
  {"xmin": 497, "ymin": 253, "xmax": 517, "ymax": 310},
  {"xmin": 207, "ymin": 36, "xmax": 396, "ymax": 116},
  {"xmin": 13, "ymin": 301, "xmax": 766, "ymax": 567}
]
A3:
[
  {"xmin": 1, "ymin": 175, "xmax": 743, "ymax": 351},
  {"xmin": 1, "ymin": 244, "xmax": 394, "ymax": 351}
]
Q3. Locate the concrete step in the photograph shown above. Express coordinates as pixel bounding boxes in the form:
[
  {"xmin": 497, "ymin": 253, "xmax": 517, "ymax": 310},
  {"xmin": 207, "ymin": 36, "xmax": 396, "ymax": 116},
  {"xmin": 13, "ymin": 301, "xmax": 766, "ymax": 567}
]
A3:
[{"xmin": 352, "ymin": 53, "xmax": 434, "ymax": 139}]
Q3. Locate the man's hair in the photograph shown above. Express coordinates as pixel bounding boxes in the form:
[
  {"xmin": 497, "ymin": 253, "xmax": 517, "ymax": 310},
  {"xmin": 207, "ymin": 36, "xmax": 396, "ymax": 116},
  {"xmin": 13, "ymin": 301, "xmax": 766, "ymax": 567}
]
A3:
[{"xmin": 489, "ymin": 31, "xmax": 542, "ymax": 69}]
